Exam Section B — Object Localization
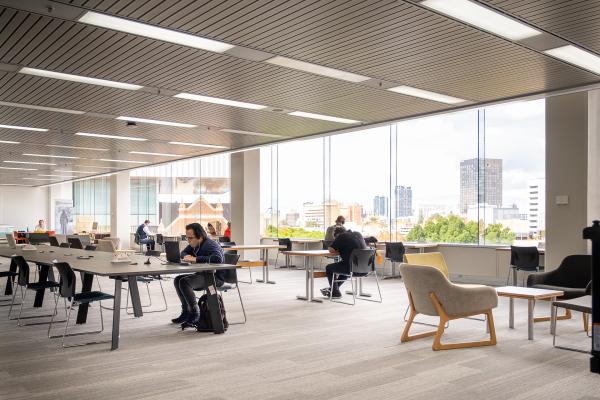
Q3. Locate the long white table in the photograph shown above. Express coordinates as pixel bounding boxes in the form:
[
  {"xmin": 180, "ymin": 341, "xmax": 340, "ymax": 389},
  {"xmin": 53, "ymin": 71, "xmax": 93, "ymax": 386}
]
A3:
[
  {"xmin": 224, "ymin": 244, "xmax": 284, "ymax": 284},
  {"xmin": 0, "ymin": 245, "xmax": 235, "ymax": 350}
]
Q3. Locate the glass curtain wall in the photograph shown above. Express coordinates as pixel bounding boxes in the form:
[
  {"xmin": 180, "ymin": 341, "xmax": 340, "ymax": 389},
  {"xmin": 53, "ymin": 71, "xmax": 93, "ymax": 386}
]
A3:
[{"xmin": 72, "ymin": 176, "xmax": 111, "ymax": 232}]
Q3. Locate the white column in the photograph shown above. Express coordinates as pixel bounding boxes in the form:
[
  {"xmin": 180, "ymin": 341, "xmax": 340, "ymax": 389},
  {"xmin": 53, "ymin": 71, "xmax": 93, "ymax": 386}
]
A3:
[
  {"xmin": 231, "ymin": 150, "xmax": 261, "ymax": 258},
  {"xmin": 588, "ymin": 90, "xmax": 600, "ymax": 225},
  {"xmin": 110, "ymin": 171, "xmax": 130, "ymax": 249}
]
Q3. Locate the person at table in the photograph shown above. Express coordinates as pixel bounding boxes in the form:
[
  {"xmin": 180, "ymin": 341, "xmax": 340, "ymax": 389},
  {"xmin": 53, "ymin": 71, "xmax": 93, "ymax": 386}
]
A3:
[
  {"xmin": 223, "ymin": 221, "xmax": 231, "ymax": 240},
  {"xmin": 136, "ymin": 219, "xmax": 155, "ymax": 251},
  {"xmin": 171, "ymin": 222, "xmax": 225, "ymax": 326},
  {"xmin": 206, "ymin": 223, "xmax": 217, "ymax": 237},
  {"xmin": 34, "ymin": 219, "xmax": 46, "ymax": 232},
  {"xmin": 321, "ymin": 227, "xmax": 367, "ymax": 299},
  {"xmin": 325, "ymin": 215, "xmax": 346, "ymax": 241}
]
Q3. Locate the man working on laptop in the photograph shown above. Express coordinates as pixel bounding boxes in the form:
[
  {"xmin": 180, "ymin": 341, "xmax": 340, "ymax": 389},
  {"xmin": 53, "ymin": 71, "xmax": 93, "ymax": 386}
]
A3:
[{"xmin": 171, "ymin": 222, "xmax": 225, "ymax": 326}]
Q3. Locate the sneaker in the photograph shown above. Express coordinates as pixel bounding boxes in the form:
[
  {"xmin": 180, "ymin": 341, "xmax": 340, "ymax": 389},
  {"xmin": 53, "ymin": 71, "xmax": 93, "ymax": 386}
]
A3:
[{"xmin": 320, "ymin": 288, "xmax": 342, "ymax": 299}]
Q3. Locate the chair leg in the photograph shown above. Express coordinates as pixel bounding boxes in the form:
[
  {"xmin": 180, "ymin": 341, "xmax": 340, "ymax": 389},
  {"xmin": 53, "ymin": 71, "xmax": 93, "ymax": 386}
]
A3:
[
  {"xmin": 534, "ymin": 307, "xmax": 571, "ymax": 323},
  {"xmin": 7, "ymin": 282, "xmax": 19, "ymax": 319},
  {"xmin": 401, "ymin": 292, "xmax": 437, "ymax": 342},
  {"xmin": 584, "ymin": 312, "xmax": 589, "ymax": 334}
]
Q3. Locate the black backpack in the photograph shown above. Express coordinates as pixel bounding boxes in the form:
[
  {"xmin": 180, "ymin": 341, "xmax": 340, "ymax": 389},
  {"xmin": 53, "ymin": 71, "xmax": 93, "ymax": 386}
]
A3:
[{"xmin": 196, "ymin": 293, "xmax": 228, "ymax": 333}]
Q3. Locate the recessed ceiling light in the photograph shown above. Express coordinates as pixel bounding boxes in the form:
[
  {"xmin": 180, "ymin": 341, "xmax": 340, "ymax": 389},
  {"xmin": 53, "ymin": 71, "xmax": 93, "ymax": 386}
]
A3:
[
  {"xmin": 0, "ymin": 124, "xmax": 48, "ymax": 132},
  {"xmin": 4, "ymin": 161, "xmax": 56, "ymax": 166},
  {"xmin": 168, "ymin": 141, "xmax": 228, "ymax": 149},
  {"xmin": 47, "ymin": 144, "xmax": 109, "ymax": 152},
  {"xmin": 75, "ymin": 132, "xmax": 147, "ymax": 141},
  {"xmin": 266, "ymin": 56, "xmax": 370, "ymax": 83},
  {"xmin": 20, "ymin": 67, "xmax": 143, "ymax": 90},
  {"xmin": 129, "ymin": 151, "xmax": 181, "ymax": 157},
  {"xmin": 387, "ymin": 85, "xmax": 467, "ymax": 104},
  {"xmin": 0, "ymin": 101, "xmax": 85, "ymax": 115},
  {"xmin": 0, "ymin": 166, "xmax": 37, "ymax": 171},
  {"xmin": 116, "ymin": 116, "xmax": 197, "ymax": 128},
  {"xmin": 97, "ymin": 159, "xmax": 149, "ymax": 164},
  {"xmin": 0, "ymin": 140, "xmax": 20, "ymax": 144},
  {"xmin": 39, "ymin": 174, "xmax": 77, "ymax": 178},
  {"xmin": 544, "ymin": 45, "xmax": 600, "ymax": 75},
  {"xmin": 287, "ymin": 111, "xmax": 361, "ymax": 124},
  {"xmin": 79, "ymin": 11, "xmax": 234, "ymax": 53},
  {"xmin": 23, "ymin": 153, "xmax": 80, "ymax": 159},
  {"xmin": 421, "ymin": 0, "xmax": 541, "ymax": 41},
  {"xmin": 174, "ymin": 93, "xmax": 267, "ymax": 110},
  {"xmin": 220, "ymin": 128, "xmax": 283, "ymax": 138}
]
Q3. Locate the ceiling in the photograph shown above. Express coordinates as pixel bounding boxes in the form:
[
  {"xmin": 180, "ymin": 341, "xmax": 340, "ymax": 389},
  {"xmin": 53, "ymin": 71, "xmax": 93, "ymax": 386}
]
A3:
[{"xmin": 0, "ymin": 0, "xmax": 598, "ymax": 186}]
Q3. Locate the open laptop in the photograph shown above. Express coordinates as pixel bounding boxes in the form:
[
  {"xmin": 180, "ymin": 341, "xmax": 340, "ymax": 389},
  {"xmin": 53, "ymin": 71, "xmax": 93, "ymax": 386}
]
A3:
[
  {"xmin": 5, "ymin": 233, "xmax": 16, "ymax": 249},
  {"xmin": 165, "ymin": 241, "xmax": 190, "ymax": 266}
]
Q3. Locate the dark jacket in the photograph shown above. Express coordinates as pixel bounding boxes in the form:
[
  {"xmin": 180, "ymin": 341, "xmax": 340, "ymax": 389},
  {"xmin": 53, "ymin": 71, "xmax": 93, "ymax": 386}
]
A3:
[
  {"xmin": 181, "ymin": 238, "xmax": 226, "ymax": 282},
  {"xmin": 136, "ymin": 224, "xmax": 147, "ymax": 240},
  {"xmin": 331, "ymin": 231, "xmax": 367, "ymax": 267}
]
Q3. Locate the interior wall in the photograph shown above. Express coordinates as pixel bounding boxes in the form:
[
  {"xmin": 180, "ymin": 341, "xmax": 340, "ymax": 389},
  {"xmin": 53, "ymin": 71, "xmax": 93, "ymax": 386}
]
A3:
[
  {"xmin": 48, "ymin": 182, "xmax": 73, "ymax": 232},
  {"xmin": 588, "ymin": 89, "xmax": 600, "ymax": 228},
  {"xmin": 231, "ymin": 150, "xmax": 261, "ymax": 259},
  {"xmin": 111, "ymin": 171, "xmax": 130, "ymax": 248},
  {"xmin": 0, "ymin": 186, "xmax": 49, "ymax": 231}
]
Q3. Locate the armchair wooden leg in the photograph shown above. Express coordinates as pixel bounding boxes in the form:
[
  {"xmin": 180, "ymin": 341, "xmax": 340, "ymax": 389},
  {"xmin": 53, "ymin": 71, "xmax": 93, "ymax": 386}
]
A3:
[
  {"xmin": 534, "ymin": 306, "xmax": 571, "ymax": 323},
  {"xmin": 400, "ymin": 292, "xmax": 437, "ymax": 343},
  {"xmin": 584, "ymin": 312, "xmax": 589, "ymax": 334}
]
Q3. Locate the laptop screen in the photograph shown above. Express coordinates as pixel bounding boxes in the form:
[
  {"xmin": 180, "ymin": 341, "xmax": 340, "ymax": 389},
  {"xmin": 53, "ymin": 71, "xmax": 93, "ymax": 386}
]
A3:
[{"xmin": 165, "ymin": 241, "xmax": 182, "ymax": 264}]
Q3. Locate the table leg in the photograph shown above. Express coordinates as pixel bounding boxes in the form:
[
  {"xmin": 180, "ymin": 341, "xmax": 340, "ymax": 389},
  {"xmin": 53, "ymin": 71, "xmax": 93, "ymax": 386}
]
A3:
[
  {"xmin": 297, "ymin": 256, "xmax": 309, "ymax": 301},
  {"xmin": 550, "ymin": 296, "xmax": 557, "ymax": 335},
  {"xmin": 204, "ymin": 272, "xmax": 225, "ymax": 334},
  {"xmin": 4, "ymin": 258, "xmax": 17, "ymax": 295},
  {"xmin": 513, "ymin": 267, "xmax": 518, "ymax": 287},
  {"xmin": 111, "ymin": 278, "xmax": 122, "ymax": 351},
  {"xmin": 528, "ymin": 299, "xmax": 534, "ymax": 340},
  {"xmin": 76, "ymin": 272, "xmax": 94, "ymax": 324},
  {"xmin": 127, "ymin": 276, "xmax": 144, "ymax": 317},
  {"xmin": 308, "ymin": 256, "xmax": 322, "ymax": 303},
  {"xmin": 256, "ymin": 249, "xmax": 276, "ymax": 284},
  {"xmin": 33, "ymin": 264, "xmax": 49, "ymax": 307},
  {"xmin": 509, "ymin": 297, "xmax": 514, "ymax": 329}
]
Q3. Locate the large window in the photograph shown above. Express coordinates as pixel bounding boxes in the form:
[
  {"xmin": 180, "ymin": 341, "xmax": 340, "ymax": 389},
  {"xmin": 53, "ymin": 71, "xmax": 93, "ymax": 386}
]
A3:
[{"xmin": 73, "ymin": 177, "xmax": 111, "ymax": 232}]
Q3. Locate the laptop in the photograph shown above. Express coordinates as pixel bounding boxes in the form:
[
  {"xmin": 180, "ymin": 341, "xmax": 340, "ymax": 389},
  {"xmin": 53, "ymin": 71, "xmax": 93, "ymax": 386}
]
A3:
[
  {"xmin": 165, "ymin": 241, "xmax": 190, "ymax": 265},
  {"xmin": 5, "ymin": 233, "xmax": 16, "ymax": 249}
]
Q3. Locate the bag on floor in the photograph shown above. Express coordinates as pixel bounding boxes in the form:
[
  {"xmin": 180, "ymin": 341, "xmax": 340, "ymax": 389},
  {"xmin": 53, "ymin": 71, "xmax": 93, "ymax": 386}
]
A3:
[{"xmin": 196, "ymin": 293, "xmax": 228, "ymax": 333}]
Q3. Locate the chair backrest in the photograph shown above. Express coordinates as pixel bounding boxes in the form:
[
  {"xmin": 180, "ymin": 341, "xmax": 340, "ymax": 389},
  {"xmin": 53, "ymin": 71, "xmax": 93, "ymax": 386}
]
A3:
[
  {"xmin": 156, "ymin": 233, "xmax": 164, "ymax": 245},
  {"xmin": 134, "ymin": 232, "xmax": 140, "ymax": 245},
  {"xmin": 85, "ymin": 245, "xmax": 96, "ymax": 251},
  {"xmin": 554, "ymin": 255, "xmax": 592, "ymax": 288},
  {"xmin": 322, "ymin": 240, "xmax": 334, "ymax": 250},
  {"xmin": 278, "ymin": 238, "xmax": 292, "ymax": 251},
  {"xmin": 349, "ymin": 248, "xmax": 376, "ymax": 274},
  {"xmin": 403, "ymin": 252, "xmax": 449, "ymax": 278},
  {"xmin": 222, "ymin": 253, "xmax": 241, "ymax": 284},
  {"xmin": 79, "ymin": 235, "xmax": 91, "ymax": 246},
  {"xmin": 67, "ymin": 237, "xmax": 83, "ymax": 249},
  {"xmin": 385, "ymin": 242, "xmax": 406, "ymax": 262},
  {"xmin": 60, "ymin": 242, "xmax": 71, "ymax": 248},
  {"xmin": 13, "ymin": 256, "xmax": 30, "ymax": 286},
  {"xmin": 53, "ymin": 262, "xmax": 76, "ymax": 298},
  {"xmin": 400, "ymin": 263, "xmax": 451, "ymax": 317},
  {"xmin": 28, "ymin": 232, "xmax": 50, "ymax": 245},
  {"xmin": 5, "ymin": 233, "xmax": 16, "ymax": 248},
  {"xmin": 97, "ymin": 239, "xmax": 116, "ymax": 252},
  {"xmin": 49, "ymin": 236, "xmax": 60, "ymax": 247},
  {"xmin": 510, "ymin": 246, "xmax": 539, "ymax": 270}
]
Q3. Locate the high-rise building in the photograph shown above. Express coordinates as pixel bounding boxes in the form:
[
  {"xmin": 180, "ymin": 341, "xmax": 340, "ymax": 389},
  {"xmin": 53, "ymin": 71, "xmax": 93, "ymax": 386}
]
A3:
[
  {"xmin": 528, "ymin": 178, "xmax": 545, "ymax": 235},
  {"xmin": 373, "ymin": 195, "xmax": 389, "ymax": 218},
  {"xmin": 394, "ymin": 186, "xmax": 412, "ymax": 218},
  {"xmin": 460, "ymin": 158, "xmax": 502, "ymax": 214}
]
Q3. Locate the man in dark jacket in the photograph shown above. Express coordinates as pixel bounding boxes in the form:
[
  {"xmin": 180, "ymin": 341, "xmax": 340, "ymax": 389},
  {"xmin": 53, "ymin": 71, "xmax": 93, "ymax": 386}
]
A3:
[
  {"xmin": 321, "ymin": 227, "xmax": 367, "ymax": 299},
  {"xmin": 136, "ymin": 220, "xmax": 155, "ymax": 250},
  {"xmin": 171, "ymin": 222, "xmax": 224, "ymax": 326}
]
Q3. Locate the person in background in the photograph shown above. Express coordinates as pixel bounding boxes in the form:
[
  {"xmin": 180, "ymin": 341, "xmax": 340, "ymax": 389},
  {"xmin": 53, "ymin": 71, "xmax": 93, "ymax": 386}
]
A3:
[
  {"xmin": 136, "ymin": 219, "xmax": 155, "ymax": 251},
  {"xmin": 171, "ymin": 223, "xmax": 225, "ymax": 326},
  {"xmin": 223, "ymin": 222, "xmax": 231, "ymax": 240},
  {"xmin": 206, "ymin": 223, "xmax": 217, "ymax": 237},
  {"xmin": 325, "ymin": 215, "xmax": 346, "ymax": 241},
  {"xmin": 34, "ymin": 219, "xmax": 46, "ymax": 232},
  {"xmin": 321, "ymin": 226, "xmax": 367, "ymax": 299}
]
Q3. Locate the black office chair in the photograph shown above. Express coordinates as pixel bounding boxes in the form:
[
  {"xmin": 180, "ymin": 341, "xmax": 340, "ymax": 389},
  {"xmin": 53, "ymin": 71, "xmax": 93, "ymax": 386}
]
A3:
[
  {"xmin": 49, "ymin": 236, "xmax": 60, "ymax": 247},
  {"xmin": 508, "ymin": 246, "xmax": 541, "ymax": 286},
  {"xmin": 219, "ymin": 236, "xmax": 231, "ymax": 243},
  {"xmin": 385, "ymin": 242, "xmax": 405, "ymax": 279},
  {"xmin": 215, "ymin": 253, "xmax": 246, "ymax": 324},
  {"xmin": 156, "ymin": 233, "xmax": 164, "ymax": 251},
  {"xmin": 59, "ymin": 243, "xmax": 71, "ymax": 248},
  {"xmin": 84, "ymin": 245, "xmax": 96, "ymax": 251},
  {"xmin": 329, "ymin": 248, "xmax": 382, "ymax": 305},
  {"xmin": 28, "ymin": 233, "xmax": 50, "ymax": 245},
  {"xmin": 134, "ymin": 232, "xmax": 144, "ymax": 253},
  {"xmin": 0, "ymin": 257, "xmax": 18, "ymax": 307},
  {"xmin": 274, "ymin": 238, "xmax": 292, "ymax": 269},
  {"xmin": 48, "ymin": 262, "xmax": 113, "ymax": 348},
  {"xmin": 67, "ymin": 237, "xmax": 83, "ymax": 250},
  {"xmin": 8, "ymin": 255, "xmax": 61, "ymax": 326}
]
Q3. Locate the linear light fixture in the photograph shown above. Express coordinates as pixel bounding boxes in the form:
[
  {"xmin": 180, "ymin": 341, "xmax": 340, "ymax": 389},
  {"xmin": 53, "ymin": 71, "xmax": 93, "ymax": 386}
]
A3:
[
  {"xmin": 23, "ymin": 153, "xmax": 80, "ymax": 159},
  {"xmin": 0, "ymin": 101, "xmax": 85, "ymax": 115},
  {"xmin": 4, "ymin": 161, "xmax": 56, "ymax": 166},
  {"xmin": 47, "ymin": 144, "xmax": 109, "ymax": 152},
  {"xmin": 544, "ymin": 45, "xmax": 600, "ymax": 75},
  {"xmin": 75, "ymin": 132, "xmax": 147, "ymax": 141},
  {"xmin": 168, "ymin": 141, "xmax": 228, "ymax": 149},
  {"xmin": 287, "ymin": 111, "xmax": 361, "ymax": 124},
  {"xmin": 266, "ymin": 56, "xmax": 370, "ymax": 83},
  {"xmin": 55, "ymin": 170, "xmax": 99, "ymax": 174},
  {"xmin": 20, "ymin": 67, "xmax": 143, "ymax": 90},
  {"xmin": 0, "ymin": 124, "xmax": 48, "ymax": 132},
  {"xmin": 387, "ymin": 85, "xmax": 467, "ymax": 104},
  {"xmin": 220, "ymin": 128, "xmax": 283, "ymax": 138},
  {"xmin": 129, "ymin": 151, "xmax": 180, "ymax": 157},
  {"xmin": 174, "ymin": 92, "xmax": 267, "ymax": 110},
  {"xmin": 23, "ymin": 177, "xmax": 60, "ymax": 181},
  {"xmin": 421, "ymin": 0, "xmax": 541, "ymax": 41},
  {"xmin": 116, "ymin": 116, "xmax": 196, "ymax": 128},
  {"xmin": 74, "ymin": 165, "xmax": 118, "ymax": 170},
  {"xmin": 39, "ymin": 174, "xmax": 77, "ymax": 178},
  {"xmin": 0, "ymin": 140, "xmax": 20, "ymax": 144},
  {"xmin": 97, "ymin": 159, "xmax": 149, "ymax": 164},
  {"xmin": 0, "ymin": 183, "xmax": 34, "ymax": 187},
  {"xmin": 79, "ymin": 11, "xmax": 234, "ymax": 53},
  {"xmin": 0, "ymin": 166, "xmax": 37, "ymax": 171}
]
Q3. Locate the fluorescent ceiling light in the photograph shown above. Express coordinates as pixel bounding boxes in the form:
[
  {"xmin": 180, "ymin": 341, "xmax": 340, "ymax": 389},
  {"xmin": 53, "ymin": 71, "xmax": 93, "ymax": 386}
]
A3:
[
  {"xmin": 0, "ymin": 101, "xmax": 85, "ymax": 115},
  {"xmin": 387, "ymin": 85, "xmax": 467, "ymax": 104},
  {"xmin": 168, "ymin": 141, "xmax": 228, "ymax": 149},
  {"xmin": 287, "ymin": 111, "xmax": 361, "ymax": 124},
  {"xmin": 266, "ymin": 56, "xmax": 370, "ymax": 83},
  {"xmin": 0, "ymin": 140, "xmax": 20, "ymax": 144},
  {"xmin": 130, "ymin": 151, "xmax": 180, "ymax": 157},
  {"xmin": 23, "ymin": 153, "xmax": 80, "ymax": 159},
  {"xmin": 75, "ymin": 132, "xmax": 147, "ymax": 141},
  {"xmin": 421, "ymin": 0, "xmax": 541, "ymax": 41},
  {"xmin": 20, "ymin": 67, "xmax": 143, "ymax": 90},
  {"xmin": 23, "ymin": 177, "xmax": 60, "ymax": 181},
  {"xmin": 97, "ymin": 159, "xmax": 149, "ymax": 164},
  {"xmin": 0, "ymin": 166, "xmax": 37, "ymax": 171},
  {"xmin": 47, "ymin": 144, "xmax": 109, "ymax": 152},
  {"xmin": 544, "ymin": 45, "xmax": 600, "ymax": 75},
  {"xmin": 174, "ymin": 92, "xmax": 267, "ymax": 110},
  {"xmin": 0, "ymin": 124, "xmax": 48, "ymax": 132},
  {"xmin": 79, "ymin": 11, "xmax": 234, "ymax": 53},
  {"xmin": 220, "ymin": 128, "xmax": 283, "ymax": 138},
  {"xmin": 74, "ymin": 165, "xmax": 118, "ymax": 170},
  {"xmin": 0, "ymin": 183, "xmax": 34, "ymax": 186},
  {"xmin": 55, "ymin": 170, "xmax": 99, "ymax": 174},
  {"xmin": 39, "ymin": 174, "xmax": 77, "ymax": 178},
  {"xmin": 4, "ymin": 161, "xmax": 56, "ymax": 166},
  {"xmin": 116, "ymin": 116, "xmax": 196, "ymax": 128}
]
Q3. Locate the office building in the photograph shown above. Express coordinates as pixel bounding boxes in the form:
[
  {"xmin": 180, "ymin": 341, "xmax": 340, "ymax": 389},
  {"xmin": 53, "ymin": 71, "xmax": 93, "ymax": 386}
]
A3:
[
  {"xmin": 529, "ymin": 178, "xmax": 546, "ymax": 236},
  {"xmin": 460, "ymin": 158, "xmax": 503, "ymax": 214},
  {"xmin": 373, "ymin": 195, "xmax": 389, "ymax": 218},
  {"xmin": 394, "ymin": 186, "xmax": 413, "ymax": 218}
]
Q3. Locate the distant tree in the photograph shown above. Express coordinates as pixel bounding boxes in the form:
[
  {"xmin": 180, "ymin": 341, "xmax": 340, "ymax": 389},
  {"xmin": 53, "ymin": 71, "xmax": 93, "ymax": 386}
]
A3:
[
  {"xmin": 484, "ymin": 223, "xmax": 516, "ymax": 244},
  {"xmin": 264, "ymin": 224, "xmax": 324, "ymax": 239},
  {"xmin": 406, "ymin": 214, "xmax": 509, "ymax": 244}
]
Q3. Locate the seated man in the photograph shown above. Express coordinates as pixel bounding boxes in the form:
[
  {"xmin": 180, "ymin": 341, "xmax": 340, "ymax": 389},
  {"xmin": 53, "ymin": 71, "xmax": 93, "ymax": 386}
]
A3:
[
  {"xmin": 321, "ymin": 227, "xmax": 367, "ymax": 299},
  {"xmin": 136, "ymin": 220, "xmax": 155, "ymax": 251},
  {"xmin": 171, "ymin": 222, "xmax": 225, "ymax": 326},
  {"xmin": 324, "ymin": 215, "xmax": 346, "ymax": 241}
]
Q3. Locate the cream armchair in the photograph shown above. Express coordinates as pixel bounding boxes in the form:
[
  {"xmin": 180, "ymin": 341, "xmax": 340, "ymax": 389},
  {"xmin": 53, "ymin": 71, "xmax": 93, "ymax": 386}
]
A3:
[{"xmin": 399, "ymin": 263, "xmax": 498, "ymax": 350}]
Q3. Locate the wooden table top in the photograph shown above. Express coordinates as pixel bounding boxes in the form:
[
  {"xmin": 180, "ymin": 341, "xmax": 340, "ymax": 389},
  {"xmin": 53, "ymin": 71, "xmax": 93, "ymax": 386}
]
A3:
[
  {"xmin": 495, "ymin": 286, "xmax": 563, "ymax": 299},
  {"xmin": 290, "ymin": 239, "xmax": 322, "ymax": 243},
  {"xmin": 282, "ymin": 250, "xmax": 335, "ymax": 257},
  {"xmin": 225, "ymin": 244, "xmax": 285, "ymax": 250},
  {"xmin": 495, "ymin": 247, "xmax": 545, "ymax": 254},
  {"xmin": 0, "ymin": 245, "xmax": 235, "ymax": 277}
]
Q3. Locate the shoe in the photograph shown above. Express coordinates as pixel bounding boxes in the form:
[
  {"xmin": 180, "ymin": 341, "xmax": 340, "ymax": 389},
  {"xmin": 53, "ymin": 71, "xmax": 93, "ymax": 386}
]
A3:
[
  {"xmin": 171, "ymin": 308, "xmax": 188, "ymax": 324},
  {"xmin": 320, "ymin": 288, "xmax": 342, "ymax": 299},
  {"xmin": 181, "ymin": 312, "xmax": 200, "ymax": 330}
]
